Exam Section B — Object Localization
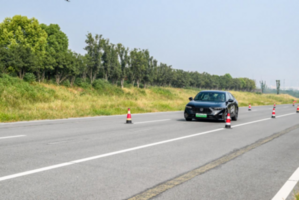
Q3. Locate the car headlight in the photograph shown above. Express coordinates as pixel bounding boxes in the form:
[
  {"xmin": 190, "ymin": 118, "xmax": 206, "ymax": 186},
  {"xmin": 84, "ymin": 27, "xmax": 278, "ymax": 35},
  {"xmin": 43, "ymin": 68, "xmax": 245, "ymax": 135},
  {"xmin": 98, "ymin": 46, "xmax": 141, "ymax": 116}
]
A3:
[
  {"xmin": 185, "ymin": 106, "xmax": 193, "ymax": 109},
  {"xmin": 212, "ymin": 107, "xmax": 224, "ymax": 110}
]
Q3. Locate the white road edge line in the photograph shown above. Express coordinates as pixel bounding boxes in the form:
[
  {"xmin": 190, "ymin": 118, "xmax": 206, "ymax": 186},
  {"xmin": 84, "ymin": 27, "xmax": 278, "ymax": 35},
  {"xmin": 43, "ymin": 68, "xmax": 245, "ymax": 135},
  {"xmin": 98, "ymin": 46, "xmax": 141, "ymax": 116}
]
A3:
[
  {"xmin": 272, "ymin": 167, "xmax": 299, "ymax": 200},
  {"xmin": 0, "ymin": 135, "xmax": 26, "ymax": 140},
  {"xmin": 0, "ymin": 112, "xmax": 296, "ymax": 182},
  {"xmin": 134, "ymin": 119, "xmax": 171, "ymax": 124}
]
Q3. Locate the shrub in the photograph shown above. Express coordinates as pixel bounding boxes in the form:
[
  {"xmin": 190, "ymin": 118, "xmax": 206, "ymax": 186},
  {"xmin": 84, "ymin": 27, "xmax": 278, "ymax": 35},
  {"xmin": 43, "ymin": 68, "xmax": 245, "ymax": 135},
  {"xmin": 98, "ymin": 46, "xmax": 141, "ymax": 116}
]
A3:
[
  {"xmin": 124, "ymin": 81, "xmax": 133, "ymax": 88},
  {"xmin": 62, "ymin": 79, "xmax": 70, "ymax": 87},
  {"xmin": 92, "ymin": 79, "xmax": 124, "ymax": 96},
  {"xmin": 151, "ymin": 87, "xmax": 175, "ymax": 99},
  {"xmin": 23, "ymin": 73, "xmax": 36, "ymax": 83},
  {"xmin": 75, "ymin": 78, "xmax": 91, "ymax": 89}
]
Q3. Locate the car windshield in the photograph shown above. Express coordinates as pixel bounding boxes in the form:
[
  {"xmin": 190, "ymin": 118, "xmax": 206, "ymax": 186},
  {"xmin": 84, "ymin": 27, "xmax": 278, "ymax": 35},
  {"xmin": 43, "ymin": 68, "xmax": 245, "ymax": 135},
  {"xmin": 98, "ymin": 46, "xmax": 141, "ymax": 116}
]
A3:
[{"xmin": 194, "ymin": 92, "xmax": 226, "ymax": 102}]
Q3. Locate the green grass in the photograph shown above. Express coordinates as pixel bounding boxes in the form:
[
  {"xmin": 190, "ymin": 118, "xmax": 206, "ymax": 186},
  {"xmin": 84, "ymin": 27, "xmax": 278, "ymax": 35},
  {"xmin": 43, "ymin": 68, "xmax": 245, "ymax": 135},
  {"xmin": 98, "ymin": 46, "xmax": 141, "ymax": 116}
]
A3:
[{"xmin": 0, "ymin": 74, "xmax": 298, "ymax": 122}]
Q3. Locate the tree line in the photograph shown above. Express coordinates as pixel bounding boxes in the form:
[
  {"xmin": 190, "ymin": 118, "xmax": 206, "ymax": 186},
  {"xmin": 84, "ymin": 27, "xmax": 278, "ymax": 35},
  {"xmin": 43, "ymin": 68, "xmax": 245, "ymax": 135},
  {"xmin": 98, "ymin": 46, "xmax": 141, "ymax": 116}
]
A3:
[{"xmin": 0, "ymin": 15, "xmax": 256, "ymax": 91}]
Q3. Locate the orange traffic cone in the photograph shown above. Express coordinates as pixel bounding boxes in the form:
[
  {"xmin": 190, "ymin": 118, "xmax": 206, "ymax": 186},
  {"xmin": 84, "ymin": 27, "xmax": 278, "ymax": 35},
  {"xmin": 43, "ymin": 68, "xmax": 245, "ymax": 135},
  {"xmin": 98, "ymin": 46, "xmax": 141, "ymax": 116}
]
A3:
[
  {"xmin": 225, "ymin": 113, "xmax": 231, "ymax": 128},
  {"xmin": 293, "ymin": 101, "xmax": 295, "ymax": 107},
  {"xmin": 297, "ymin": 106, "xmax": 299, "ymax": 113},
  {"xmin": 274, "ymin": 103, "xmax": 276, "ymax": 108},
  {"xmin": 248, "ymin": 104, "xmax": 251, "ymax": 111},
  {"xmin": 126, "ymin": 108, "xmax": 132, "ymax": 124},
  {"xmin": 271, "ymin": 107, "xmax": 276, "ymax": 118}
]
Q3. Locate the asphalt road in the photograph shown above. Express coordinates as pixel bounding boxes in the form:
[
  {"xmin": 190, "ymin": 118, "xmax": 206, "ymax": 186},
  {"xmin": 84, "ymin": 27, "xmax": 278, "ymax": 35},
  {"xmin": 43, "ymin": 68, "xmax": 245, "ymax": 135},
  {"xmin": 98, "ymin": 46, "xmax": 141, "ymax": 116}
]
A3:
[{"xmin": 1, "ymin": 104, "xmax": 299, "ymax": 200}]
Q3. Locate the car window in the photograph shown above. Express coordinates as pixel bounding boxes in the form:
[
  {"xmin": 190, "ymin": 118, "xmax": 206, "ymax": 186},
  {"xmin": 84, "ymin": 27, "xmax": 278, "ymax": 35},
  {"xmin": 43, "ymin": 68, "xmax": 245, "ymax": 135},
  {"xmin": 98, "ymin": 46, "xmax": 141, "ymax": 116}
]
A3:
[{"xmin": 194, "ymin": 92, "xmax": 226, "ymax": 102}]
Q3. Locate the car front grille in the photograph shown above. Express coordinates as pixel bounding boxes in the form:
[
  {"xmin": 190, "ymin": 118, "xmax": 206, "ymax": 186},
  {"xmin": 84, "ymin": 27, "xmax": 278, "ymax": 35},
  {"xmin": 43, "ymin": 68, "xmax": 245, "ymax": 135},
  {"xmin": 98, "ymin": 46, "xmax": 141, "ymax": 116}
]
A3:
[{"xmin": 192, "ymin": 107, "xmax": 212, "ymax": 114}]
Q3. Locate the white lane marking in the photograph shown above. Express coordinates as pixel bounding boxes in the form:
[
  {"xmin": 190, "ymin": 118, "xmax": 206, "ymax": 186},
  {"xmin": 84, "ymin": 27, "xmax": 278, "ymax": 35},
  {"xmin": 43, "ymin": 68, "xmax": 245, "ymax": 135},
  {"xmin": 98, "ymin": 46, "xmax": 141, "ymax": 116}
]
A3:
[
  {"xmin": 134, "ymin": 119, "xmax": 171, "ymax": 124},
  {"xmin": 233, "ymin": 113, "xmax": 296, "ymax": 128},
  {"xmin": 272, "ymin": 167, "xmax": 299, "ymax": 200},
  {"xmin": 0, "ymin": 112, "xmax": 297, "ymax": 182},
  {"xmin": 0, "ymin": 128, "xmax": 224, "ymax": 182},
  {"xmin": 276, "ymin": 113, "xmax": 296, "ymax": 118},
  {"xmin": 233, "ymin": 118, "xmax": 271, "ymax": 128},
  {"xmin": 0, "ymin": 135, "xmax": 26, "ymax": 140}
]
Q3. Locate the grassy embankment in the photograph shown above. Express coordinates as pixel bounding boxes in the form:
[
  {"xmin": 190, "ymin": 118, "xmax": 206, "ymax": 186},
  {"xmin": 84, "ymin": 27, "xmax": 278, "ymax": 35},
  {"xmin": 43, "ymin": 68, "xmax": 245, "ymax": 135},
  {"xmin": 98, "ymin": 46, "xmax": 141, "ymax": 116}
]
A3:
[{"xmin": 0, "ymin": 74, "xmax": 297, "ymax": 122}]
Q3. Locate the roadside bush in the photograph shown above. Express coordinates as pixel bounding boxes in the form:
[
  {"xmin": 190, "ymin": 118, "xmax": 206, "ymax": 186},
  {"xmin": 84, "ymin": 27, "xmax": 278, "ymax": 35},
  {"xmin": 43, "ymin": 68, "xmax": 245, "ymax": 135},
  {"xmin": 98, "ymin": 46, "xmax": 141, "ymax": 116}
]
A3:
[
  {"xmin": 0, "ymin": 74, "xmax": 55, "ymax": 107},
  {"xmin": 75, "ymin": 78, "xmax": 91, "ymax": 89},
  {"xmin": 124, "ymin": 81, "xmax": 133, "ymax": 88},
  {"xmin": 151, "ymin": 87, "xmax": 175, "ymax": 99},
  {"xmin": 23, "ymin": 73, "xmax": 36, "ymax": 83},
  {"xmin": 92, "ymin": 79, "xmax": 124, "ymax": 95},
  {"xmin": 62, "ymin": 79, "xmax": 70, "ymax": 87}
]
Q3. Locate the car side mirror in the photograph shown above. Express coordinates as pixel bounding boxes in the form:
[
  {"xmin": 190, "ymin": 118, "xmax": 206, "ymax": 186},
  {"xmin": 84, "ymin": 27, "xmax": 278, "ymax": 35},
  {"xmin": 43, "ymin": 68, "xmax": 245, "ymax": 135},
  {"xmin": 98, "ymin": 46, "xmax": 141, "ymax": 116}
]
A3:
[
  {"xmin": 228, "ymin": 99, "xmax": 234, "ymax": 102},
  {"xmin": 189, "ymin": 97, "xmax": 193, "ymax": 101}
]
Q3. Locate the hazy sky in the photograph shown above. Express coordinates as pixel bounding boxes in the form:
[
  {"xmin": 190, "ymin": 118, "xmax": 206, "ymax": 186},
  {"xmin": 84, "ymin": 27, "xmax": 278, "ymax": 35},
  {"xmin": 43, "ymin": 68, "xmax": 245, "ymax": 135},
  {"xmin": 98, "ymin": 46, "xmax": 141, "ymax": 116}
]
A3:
[{"xmin": 1, "ymin": 0, "xmax": 298, "ymax": 89}]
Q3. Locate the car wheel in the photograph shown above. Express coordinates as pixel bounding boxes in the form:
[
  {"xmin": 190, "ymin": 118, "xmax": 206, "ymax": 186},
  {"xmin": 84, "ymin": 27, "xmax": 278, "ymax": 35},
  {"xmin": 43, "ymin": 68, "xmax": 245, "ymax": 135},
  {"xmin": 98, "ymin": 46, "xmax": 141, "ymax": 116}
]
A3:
[
  {"xmin": 184, "ymin": 112, "xmax": 192, "ymax": 121},
  {"xmin": 222, "ymin": 109, "xmax": 228, "ymax": 122},
  {"xmin": 232, "ymin": 108, "xmax": 238, "ymax": 121}
]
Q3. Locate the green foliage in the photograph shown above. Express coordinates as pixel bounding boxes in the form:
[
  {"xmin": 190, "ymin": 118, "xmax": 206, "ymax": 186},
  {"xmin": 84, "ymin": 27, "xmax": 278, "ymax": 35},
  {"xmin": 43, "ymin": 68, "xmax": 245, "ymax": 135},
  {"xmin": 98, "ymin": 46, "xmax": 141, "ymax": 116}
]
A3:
[
  {"xmin": 23, "ymin": 73, "xmax": 36, "ymax": 83},
  {"xmin": 92, "ymin": 79, "xmax": 124, "ymax": 95},
  {"xmin": 0, "ymin": 74, "xmax": 55, "ymax": 108},
  {"xmin": 0, "ymin": 15, "xmax": 257, "ymax": 92},
  {"xmin": 151, "ymin": 87, "xmax": 175, "ymax": 99},
  {"xmin": 75, "ymin": 78, "xmax": 91, "ymax": 89},
  {"xmin": 41, "ymin": 24, "xmax": 68, "ymax": 53},
  {"xmin": 62, "ymin": 79, "xmax": 70, "ymax": 87},
  {"xmin": 0, "ymin": 15, "xmax": 47, "ymax": 56}
]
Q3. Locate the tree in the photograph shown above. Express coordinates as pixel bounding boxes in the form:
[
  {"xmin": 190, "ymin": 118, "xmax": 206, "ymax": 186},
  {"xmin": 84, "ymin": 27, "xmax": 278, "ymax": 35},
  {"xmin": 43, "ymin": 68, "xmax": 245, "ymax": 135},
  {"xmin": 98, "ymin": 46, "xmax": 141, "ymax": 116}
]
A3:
[
  {"xmin": 84, "ymin": 33, "xmax": 104, "ymax": 83},
  {"xmin": 0, "ymin": 47, "xmax": 13, "ymax": 74},
  {"xmin": 10, "ymin": 45, "xmax": 38, "ymax": 79},
  {"xmin": 276, "ymin": 80, "xmax": 281, "ymax": 95},
  {"xmin": 0, "ymin": 15, "xmax": 47, "ymax": 58},
  {"xmin": 69, "ymin": 51, "xmax": 82, "ymax": 86},
  {"xmin": 260, "ymin": 81, "xmax": 266, "ymax": 93},
  {"xmin": 40, "ymin": 23, "xmax": 69, "ymax": 82},
  {"xmin": 54, "ymin": 50, "xmax": 76, "ymax": 85},
  {"xmin": 130, "ymin": 49, "xmax": 147, "ymax": 88},
  {"xmin": 109, "ymin": 44, "xmax": 121, "ymax": 84},
  {"xmin": 143, "ymin": 50, "xmax": 156, "ymax": 88},
  {"xmin": 116, "ymin": 44, "xmax": 130, "ymax": 88},
  {"xmin": 0, "ymin": 15, "xmax": 48, "ymax": 79}
]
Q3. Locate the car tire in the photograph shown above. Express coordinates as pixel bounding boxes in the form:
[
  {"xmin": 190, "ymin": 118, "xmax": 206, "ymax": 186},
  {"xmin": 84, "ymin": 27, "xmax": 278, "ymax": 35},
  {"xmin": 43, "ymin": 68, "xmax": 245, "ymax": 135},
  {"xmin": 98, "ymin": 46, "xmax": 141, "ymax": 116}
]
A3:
[
  {"xmin": 184, "ymin": 112, "xmax": 192, "ymax": 121},
  {"xmin": 232, "ymin": 108, "xmax": 238, "ymax": 121},
  {"xmin": 222, "ymin": 109, "xmax": 228, "ymax": 122}
]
